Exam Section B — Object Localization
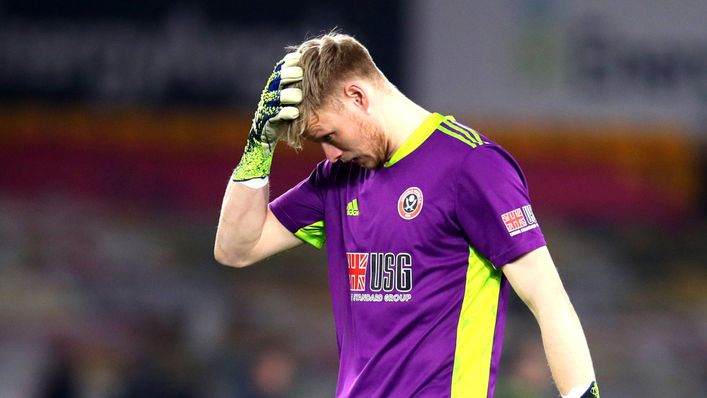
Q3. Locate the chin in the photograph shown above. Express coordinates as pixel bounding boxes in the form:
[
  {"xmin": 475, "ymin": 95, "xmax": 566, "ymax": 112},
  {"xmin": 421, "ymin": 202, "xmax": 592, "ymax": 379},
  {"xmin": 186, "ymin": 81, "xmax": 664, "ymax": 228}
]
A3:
[
  {"xmin": 361, "ymin": 158, "xmax": 385, "ymax": 169},
  {"xmin": 350, "ymin": 153, "xmax": 385, "ymax": 169}
]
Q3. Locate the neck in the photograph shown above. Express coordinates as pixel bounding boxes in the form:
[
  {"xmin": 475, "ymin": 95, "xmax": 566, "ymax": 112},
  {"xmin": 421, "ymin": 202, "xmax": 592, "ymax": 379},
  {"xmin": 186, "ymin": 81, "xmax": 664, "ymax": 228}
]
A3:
[{"xmin": 380, "ymin": 90, "xmax": 432, "ymax": 160}]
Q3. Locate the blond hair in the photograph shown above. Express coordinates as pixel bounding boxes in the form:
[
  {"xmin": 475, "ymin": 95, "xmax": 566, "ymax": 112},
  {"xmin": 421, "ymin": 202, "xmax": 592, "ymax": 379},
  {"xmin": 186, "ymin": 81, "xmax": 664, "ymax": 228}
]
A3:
[{"xmin": 278, "ymin": 32, "xmax": 387, "ymax": 149}]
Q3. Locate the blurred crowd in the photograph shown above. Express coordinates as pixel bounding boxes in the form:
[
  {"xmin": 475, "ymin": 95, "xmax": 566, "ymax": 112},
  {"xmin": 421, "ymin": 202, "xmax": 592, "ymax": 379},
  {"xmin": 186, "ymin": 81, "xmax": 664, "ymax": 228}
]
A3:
[
  {"xmin": 0, "ymin": 195, "xmax": 336, "ymax": 398},
  {"xmin": 0, "ymin": 194, "xmax": 704, "ymax": 397},
  {"xmin": 1, "ymin": 2, "xmax": 706, "ymax": 397}
]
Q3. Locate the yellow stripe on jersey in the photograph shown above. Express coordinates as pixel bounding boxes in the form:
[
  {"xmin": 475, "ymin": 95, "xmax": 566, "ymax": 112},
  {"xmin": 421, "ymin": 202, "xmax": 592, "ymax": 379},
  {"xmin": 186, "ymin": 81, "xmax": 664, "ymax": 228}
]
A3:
[
  {"xmin": 438, "ymin": 124, "xmax": 478, "ymax": 148},
  {"xmin": 450, "ymin": 246, "xmax": 502, "ymax": 398},
  {"xmin": 441, "ymin": 121, "xmax": 479, "ymax": 147},
  {"xmin": 447, "ymin": 121, "xmax": 485, "ymax": 146},
  {"xmin": 384, "ymin": 112, "xmax": 446, "ymax": 167},
  {"xmin": 294, "ymin": 220, "xmax": 326, "ymax": 249}
]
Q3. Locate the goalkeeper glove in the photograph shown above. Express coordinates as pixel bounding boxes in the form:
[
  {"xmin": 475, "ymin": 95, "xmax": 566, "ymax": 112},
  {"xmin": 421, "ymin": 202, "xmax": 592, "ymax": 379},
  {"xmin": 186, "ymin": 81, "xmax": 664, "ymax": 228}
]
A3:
[
  {"xmin": 232, "ymin": 52, "xmax": 303, "ymax": 183},
  {"xmin": 563, "ymin": 381, "xmax": 600, "ymax": 398}
]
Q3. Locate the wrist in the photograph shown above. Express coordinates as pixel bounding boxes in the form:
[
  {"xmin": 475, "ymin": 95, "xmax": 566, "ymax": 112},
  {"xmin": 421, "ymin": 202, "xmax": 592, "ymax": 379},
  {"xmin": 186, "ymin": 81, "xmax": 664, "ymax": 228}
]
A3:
[
  {"xmin": 236, "ymin": 176, "xmax": 269, "ymax": 189},
  {"xmin": 562, "ymin": 381, "xmax": 599, "ymax": 398}
]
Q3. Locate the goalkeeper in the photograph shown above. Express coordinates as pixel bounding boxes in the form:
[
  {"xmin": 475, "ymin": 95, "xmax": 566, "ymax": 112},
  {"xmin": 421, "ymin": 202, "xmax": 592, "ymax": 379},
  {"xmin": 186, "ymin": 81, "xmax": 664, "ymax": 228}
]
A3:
[{"xmin": 215, "ymin": 33, "xmax": 600, "ymax": 398}]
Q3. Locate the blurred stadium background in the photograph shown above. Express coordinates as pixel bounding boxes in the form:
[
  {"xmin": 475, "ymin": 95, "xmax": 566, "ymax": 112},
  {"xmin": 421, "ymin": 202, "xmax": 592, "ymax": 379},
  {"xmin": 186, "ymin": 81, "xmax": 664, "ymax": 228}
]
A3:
[{"xmin": 0, "ymin": 1, "xmax": 705, "ymax": 397}]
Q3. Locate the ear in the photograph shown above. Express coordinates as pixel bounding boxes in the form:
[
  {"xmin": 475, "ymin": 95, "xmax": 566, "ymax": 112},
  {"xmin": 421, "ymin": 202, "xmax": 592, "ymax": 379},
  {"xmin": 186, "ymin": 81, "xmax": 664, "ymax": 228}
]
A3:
[{"xmin": 343, "ymin": 82, "xmax": 369, "ymax": 112}]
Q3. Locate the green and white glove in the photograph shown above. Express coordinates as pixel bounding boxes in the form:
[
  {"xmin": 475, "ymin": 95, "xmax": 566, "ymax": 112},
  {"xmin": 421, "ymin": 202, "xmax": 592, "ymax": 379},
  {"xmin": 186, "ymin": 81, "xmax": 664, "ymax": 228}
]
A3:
[{"xmin": 232, "ymin": 52, "xmax": 303, "ymax": 184}]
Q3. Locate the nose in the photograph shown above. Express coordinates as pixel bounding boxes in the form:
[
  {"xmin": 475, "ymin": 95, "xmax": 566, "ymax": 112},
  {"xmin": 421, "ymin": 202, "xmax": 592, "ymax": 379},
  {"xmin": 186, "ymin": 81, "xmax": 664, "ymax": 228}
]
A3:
[{"xmin": 322, "ymin": 143, "xmax": 343, "ymax": 162}]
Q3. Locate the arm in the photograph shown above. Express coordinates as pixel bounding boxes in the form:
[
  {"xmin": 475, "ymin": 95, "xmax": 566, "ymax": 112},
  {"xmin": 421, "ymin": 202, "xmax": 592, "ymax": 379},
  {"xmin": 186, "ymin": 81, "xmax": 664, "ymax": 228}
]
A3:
[
  {"xmin": 214, "ymin": 52, "xmax": 305, "ymax": 267},
  {"xmin": 214, "ymin": 180, "xmax": 302, "ymax": 268},
  {"xmin": 502, "ymin": 246, "xmax": 598, "ymax": 397}
]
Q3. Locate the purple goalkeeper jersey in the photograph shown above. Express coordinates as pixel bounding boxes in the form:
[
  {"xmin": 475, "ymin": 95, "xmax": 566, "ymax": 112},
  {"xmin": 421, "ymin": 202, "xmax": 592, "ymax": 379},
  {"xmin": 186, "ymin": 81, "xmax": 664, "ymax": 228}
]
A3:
[{"xmin": 269, "ymin": 113, "xmax": 546, "ymax": 398}]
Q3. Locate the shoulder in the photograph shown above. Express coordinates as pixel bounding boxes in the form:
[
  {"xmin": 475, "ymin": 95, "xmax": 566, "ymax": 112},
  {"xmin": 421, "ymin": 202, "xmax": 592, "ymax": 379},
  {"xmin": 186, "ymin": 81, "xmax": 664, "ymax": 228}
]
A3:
[
  {"xmin": 430, "ymin": 124, "xmax": 529, "ymax": 195},
  {"xmin": 309, "ymin": 159, "xmax": 366, "ymax": 189},
  {"xmin": 435, "ymin": 118, "xmax": 489, "ymax": 151},
  {"xmin": 430, "ymin": 119, "xmax": 516, "ymax": 169},
  {"xmin": 459, "ymin": 144, "xmax": 525, "ymax": 182},
  {"xmin": 430, "ymin": 119, "xmax": 525, "ymax": 181}
]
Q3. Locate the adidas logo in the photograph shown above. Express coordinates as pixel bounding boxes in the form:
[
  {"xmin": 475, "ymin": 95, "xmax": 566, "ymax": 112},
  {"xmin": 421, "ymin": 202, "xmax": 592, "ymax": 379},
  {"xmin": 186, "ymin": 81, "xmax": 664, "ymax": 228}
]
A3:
[{"xmin": 346, "ymin": 198, "xmax": 360, "ymax": 216}]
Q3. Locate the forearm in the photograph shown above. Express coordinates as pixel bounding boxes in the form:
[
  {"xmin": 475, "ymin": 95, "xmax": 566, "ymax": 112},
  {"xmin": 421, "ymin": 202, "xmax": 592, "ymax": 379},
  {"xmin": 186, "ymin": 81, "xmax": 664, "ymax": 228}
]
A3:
[
  {"xmin": 531, "ymin": 290, "xmax": 596, "ymax": 395},
  {"xmin": 214, "ymin": 179, "xmax": 270, "ymax": 267},
  {"xmin": 214, "ymin": 53, "xmax": 304, "ymax": 267},
  {"xmin": 504, "ymin": 248, "xmax": 598, "ymax": 397}
]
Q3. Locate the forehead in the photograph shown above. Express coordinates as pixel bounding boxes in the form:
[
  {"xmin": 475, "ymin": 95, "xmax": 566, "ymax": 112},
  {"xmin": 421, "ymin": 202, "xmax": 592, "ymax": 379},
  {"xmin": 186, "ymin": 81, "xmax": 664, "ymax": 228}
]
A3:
[
  {"xmin": 303, "ymin": 113, "xmax": 322, "ymax": 138},
  {"xmin": 305, "ymin": 106, "xmax": 343, "ymax": 137}
]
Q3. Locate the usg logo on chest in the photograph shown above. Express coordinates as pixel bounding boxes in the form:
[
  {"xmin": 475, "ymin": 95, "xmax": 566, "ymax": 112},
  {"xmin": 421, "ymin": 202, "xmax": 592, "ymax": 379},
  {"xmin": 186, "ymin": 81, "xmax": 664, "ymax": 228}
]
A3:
[
  {"xmin": 347, "ymin": 252, "xmax": 413, "ymax": 303},
  {"xmin": 398, "ymin": 187, "xmax": 423, "ymax": 220}
]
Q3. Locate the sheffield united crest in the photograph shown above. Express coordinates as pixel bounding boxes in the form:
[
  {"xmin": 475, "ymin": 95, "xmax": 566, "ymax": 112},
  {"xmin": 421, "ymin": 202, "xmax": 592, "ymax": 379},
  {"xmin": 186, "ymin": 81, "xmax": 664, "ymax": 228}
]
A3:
[{"xmin": 398, "ymin": 187, "xmax": 423, "ymax": 220}]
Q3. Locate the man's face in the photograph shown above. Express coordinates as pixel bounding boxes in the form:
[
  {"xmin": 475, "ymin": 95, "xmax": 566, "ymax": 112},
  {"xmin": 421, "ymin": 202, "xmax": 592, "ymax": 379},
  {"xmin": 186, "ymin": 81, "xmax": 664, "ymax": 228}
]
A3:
[{"xmin": 305, "ymin": 101, "xmax": 388, "ymax": 169}]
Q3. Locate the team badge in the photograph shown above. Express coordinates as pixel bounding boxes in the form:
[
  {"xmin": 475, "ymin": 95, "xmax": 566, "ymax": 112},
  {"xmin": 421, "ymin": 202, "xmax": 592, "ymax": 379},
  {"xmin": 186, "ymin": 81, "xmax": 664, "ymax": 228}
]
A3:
[{"xmin": 397, "ymin": 187, "xmax": 423, "ymax": 220}]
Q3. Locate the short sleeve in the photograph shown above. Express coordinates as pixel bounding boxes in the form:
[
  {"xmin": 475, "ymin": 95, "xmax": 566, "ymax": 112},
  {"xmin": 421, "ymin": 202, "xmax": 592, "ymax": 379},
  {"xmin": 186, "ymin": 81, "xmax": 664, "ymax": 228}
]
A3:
[
  {"xmin": 455, "ymin": 145, "xmax": 546, "ymax": 267},
  {"xmin": 269, "ymin": 161, "xmax": 329, "ymax": 248}
]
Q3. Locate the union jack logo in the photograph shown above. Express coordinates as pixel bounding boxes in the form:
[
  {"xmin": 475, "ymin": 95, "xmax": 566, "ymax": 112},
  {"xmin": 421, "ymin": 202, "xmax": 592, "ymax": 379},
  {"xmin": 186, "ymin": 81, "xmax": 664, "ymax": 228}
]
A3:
[
  {"xmin": 501, "ymin": 205, "xmax": 538, "ymax": 237},
  {"xmin": 346, "ymin": 252, "xmax": 369, "ymax": 291}
]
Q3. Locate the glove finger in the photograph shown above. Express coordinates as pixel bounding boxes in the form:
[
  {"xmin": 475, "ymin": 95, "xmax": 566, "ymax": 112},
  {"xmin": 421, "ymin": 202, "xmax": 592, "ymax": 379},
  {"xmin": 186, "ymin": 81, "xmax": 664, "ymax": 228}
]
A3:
[
  {"xmin": 282, "ymin": 52, "xmax": 301, "ymax": 67},
  {"xmin": 265, "ymin": 52, "xmax": 298, "ymax": 91},
  {"xmin": 280, "ymin": 88, "xmax": 303, "ymax": 105},
  {"xmin": 280, "ymin": 66, "xmax": 303, "ymax": 85},
  {"xmin": 270, "ymin": 106, "xmax": 300, "ymax": 122}
]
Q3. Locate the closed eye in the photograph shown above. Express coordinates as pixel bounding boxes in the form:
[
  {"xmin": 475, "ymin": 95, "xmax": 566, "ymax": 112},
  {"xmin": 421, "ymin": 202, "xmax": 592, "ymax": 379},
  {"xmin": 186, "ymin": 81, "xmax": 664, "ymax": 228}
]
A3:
[{"xmin": 320, "ymin": 132, "xmax": 334, "ymax": 143}]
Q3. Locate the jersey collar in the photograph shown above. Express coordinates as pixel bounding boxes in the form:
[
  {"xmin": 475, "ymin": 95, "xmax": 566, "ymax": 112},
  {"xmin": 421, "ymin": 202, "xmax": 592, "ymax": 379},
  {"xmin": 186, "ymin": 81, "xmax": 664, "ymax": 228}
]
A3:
[{"xmin": 384, "ymin": 112, "xmax": 447, "ymax": 168}]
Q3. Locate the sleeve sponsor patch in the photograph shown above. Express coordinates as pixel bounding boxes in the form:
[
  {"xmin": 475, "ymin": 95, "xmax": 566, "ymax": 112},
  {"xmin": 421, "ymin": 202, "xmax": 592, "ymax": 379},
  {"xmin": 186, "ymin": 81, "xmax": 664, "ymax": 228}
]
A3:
[{"xmin": 501, "ymin": 205, "xmax": 538, "ymax": 236}]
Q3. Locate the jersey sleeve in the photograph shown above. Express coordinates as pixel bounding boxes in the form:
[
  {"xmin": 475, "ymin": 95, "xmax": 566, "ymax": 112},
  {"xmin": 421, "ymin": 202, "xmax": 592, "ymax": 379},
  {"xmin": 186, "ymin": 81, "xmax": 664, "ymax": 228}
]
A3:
[
  {"xmin": 269, "ymin": 161, "xmax": 329, "ymax": 249},
  {"xmin": 455, "ymin": 145, "xmax": 546, "ymax": 267}
]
